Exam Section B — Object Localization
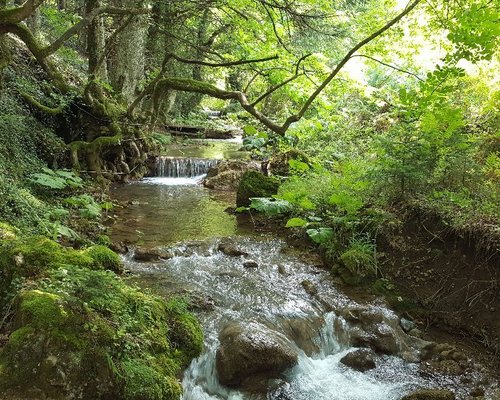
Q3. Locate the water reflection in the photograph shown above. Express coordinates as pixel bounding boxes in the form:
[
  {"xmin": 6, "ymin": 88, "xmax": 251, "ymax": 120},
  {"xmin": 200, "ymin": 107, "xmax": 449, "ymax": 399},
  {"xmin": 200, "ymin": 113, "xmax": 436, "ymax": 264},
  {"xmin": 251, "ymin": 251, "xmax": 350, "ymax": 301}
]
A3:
[{"xmin": 110, "ymin": 180, "xmax": 246, "ymax": 246}]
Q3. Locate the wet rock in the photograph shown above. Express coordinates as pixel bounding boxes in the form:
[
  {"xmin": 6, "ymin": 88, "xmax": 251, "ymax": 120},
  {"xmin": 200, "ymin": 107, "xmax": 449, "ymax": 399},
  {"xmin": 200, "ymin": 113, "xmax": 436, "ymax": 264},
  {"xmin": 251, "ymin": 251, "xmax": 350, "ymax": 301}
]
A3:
[
  {"xmin": 420, "ymin": 359, "xmax": 465, "ymax": 376},
  {"xmin": 218, "ymin": 242, "xmax": 248, "ymax": 257},
  {"xmin": 269, "ymin": 381, "xmax": 294, "ymax": 400},
  {"xmin": 299, "ymin": 252, "xmax": 324, "ymax": 267},
  {"xmin": 301, "ymin": 280, "xmax": 318, "ymax": 296},
  {"xmin": 280, "ymin": 317, "xmax": 324, "ymax": 356},
  {"xmin": 243, "ymin": 259, "xmax": 259, "ymax": 268},
  {"xmin": 277, "ymin": 265, "xmax": 287, "ymax": 275},
  {"xmin": 216, "ymin": 322, "xmax": 298, "ymax": 388},
  {"xmin": 469, "ymin": 387, "xmax": 485, "ymax": 397},
  {"xmin": 401, "ymin": 388, "xmax": 455, "ymax": 400},
  {"xmin": 400, "ymin": 318, "xmax": 416, "ymax": 333},
  {"xmin": 335, "ymin": 305, "xmax": 431, "ymax": 357},
  {"xmin": 133, "ymin": 247, "xmax": 171, "ymax": 262},
  {"xmin": 340, "ymin": 348, "xmax": 377, "ymax": 372},
  {"xmin": 110, "ymin": 241, "xmax": 129, "ymax": 254},
  {"xmin": 408, "ymin": 328, "xmax": 423, "ymax": 338},
  {"xmin": 171, "ymin": 289, "xmax": 215, "ymax": 312},
  {"xmin": 203, "ymin": 160, "xmax": 261, "ymax": 191}
]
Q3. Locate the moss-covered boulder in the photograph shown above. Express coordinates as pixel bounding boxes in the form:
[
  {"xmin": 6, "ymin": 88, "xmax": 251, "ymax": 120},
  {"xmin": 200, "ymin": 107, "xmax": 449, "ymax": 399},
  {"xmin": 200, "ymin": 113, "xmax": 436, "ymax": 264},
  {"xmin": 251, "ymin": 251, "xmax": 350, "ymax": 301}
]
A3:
[
  {"xmin": 236, "ymin": 171, "xmax": 279, "ymax": 207},
  {"xmin": 0, "ymin": 222, "xmax": 18, "ymax": 240},
  {"xmin": 85, "ymin": 244, "xmax": 124, "ymax": 273},
  {"xmin": 0, "ymin": 237, "xmax": 203, "ymax": 400}
]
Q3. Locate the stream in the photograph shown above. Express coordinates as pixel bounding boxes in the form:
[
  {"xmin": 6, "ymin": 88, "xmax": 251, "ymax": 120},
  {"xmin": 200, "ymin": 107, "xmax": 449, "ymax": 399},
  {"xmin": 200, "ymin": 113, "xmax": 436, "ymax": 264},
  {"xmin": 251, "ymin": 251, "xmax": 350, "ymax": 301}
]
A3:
[{"xmin": 110, "ymin": 140, "xmax": 498, "ymax": 400}]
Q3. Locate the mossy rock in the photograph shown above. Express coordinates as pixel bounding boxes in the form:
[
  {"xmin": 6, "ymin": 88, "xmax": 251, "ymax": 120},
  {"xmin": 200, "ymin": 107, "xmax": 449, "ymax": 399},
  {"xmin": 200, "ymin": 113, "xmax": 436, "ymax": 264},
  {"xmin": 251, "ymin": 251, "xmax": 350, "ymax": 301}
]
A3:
[
  {"xmin": 236, "ymin": 171, "xmax": 279, "ymax": 207},
  {"xmin": 119, "ymin": 359, "xmax": 182, "ymax": 400},
  {"xmin": 85, "ymin": 245, "xmax": 123, "ymax": 273},
  {"xmin": 0, "ymin": 236, "xmax": 92, "ymax": 306},
  {"xmin": 268, "ymin": 149, "xmax": 310, "ymax": 176},
  {"xmin": 0, "ymin": 261, "xmax": 203, "ymax": 399}
]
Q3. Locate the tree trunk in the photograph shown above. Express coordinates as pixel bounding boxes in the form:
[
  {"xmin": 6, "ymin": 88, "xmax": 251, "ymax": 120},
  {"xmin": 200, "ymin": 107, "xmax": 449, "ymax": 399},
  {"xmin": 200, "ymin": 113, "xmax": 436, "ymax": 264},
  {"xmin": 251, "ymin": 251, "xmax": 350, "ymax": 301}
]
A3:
[
  {"xmin": 107, "ymin": 0, "xmax": 147, "ymax": 104},
  {"xmin": 86, "ymin": 0, "xmax": 108, "ymax": 81}
]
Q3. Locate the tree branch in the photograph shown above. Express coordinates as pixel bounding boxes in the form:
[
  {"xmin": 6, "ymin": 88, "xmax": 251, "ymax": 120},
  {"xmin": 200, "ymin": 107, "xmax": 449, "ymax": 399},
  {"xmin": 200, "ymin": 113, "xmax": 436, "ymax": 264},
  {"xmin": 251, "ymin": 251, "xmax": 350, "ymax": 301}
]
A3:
[
  {"xmin": 281, "ymin": 0, "xmax": 422, "ymax": 132},
  {"xmin": 168, "ymin": 53, "xmax": 279, "ymax": 68},
  {"xmin": 352, "ymin": 54, "xmax": 424, "ymax": 81},
  {"xmin": 0, "ymin": 0, "xmax": 45, "ymax": 24},
  {"xmin": 40, "ymin": 6, "xmax": 149, "ymax": 57}
]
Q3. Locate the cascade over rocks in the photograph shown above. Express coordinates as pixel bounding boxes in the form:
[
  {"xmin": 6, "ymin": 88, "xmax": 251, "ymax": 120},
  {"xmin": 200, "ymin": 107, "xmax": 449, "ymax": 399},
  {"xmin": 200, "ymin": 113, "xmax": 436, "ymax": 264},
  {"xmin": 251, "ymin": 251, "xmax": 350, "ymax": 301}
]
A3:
[
  {"xmin": 330, "ymin": 303, "xmax": 430, "ymax": 359},
  {"xmin": 216, "ymin": 322, "xmax": 298, "ymax": 389}
]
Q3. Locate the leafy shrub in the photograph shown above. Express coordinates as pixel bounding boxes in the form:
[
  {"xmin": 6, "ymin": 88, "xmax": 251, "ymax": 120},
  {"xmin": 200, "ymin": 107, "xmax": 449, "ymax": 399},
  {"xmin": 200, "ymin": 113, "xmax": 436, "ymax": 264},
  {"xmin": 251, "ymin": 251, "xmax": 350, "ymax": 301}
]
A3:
[{"xmin": 339, "ymin": 237, "xmax": 377, "ymax": 277}]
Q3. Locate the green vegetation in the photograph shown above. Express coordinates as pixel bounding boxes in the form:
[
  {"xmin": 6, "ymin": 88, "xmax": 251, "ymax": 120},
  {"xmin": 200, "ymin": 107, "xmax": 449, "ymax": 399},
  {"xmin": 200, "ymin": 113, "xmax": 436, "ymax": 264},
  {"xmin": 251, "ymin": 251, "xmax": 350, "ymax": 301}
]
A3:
[
  {"xmin": 0, "ymin": 0, "xmax": 498, "ymax": 396},
  {"xmin": 0, "ymin": 235, "xmax": 202, "ymax": 399}
]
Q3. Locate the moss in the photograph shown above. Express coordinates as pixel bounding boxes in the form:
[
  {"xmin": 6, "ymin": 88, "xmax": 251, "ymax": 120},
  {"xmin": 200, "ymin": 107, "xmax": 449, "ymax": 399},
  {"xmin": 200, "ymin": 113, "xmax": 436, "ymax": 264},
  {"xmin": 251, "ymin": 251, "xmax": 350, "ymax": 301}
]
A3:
[
  {"xmin": 119, "ymin": 359, "xmax": 182, "ymax": 400},
  {"xmin": 165, "ymin": 298, "xmax": 203, "ymax": 366},
  {"xmin": 0, "ymin": 242, "xmax": 202, "ymax": 399},
  {"xmin": 85, "ymin": 245, "xmax": 123, "ymax": 273},
  {"xmin": 160, "ymin": 78, "xmax": 236, "ymax": 100},
  {"xmin": 7, "ymin": 326, "xmax": 35, "ymax": 347},
  {"xmin": 0, "ymin": 221, "xmax": 18, "ymax": 240},
  {"xmin": 236, "ymin": 170, "xmax": 280, "ymax": 207},
  {"xmin": 18, "ymin": 290, "xmax": 68, "ymax": 329},
  {"xmin": 20, "ymin": 92, "xmax": 66, "ymax": 115},
  {"xmin": 0, "ymin": 236, "xmax": 93, "ymax": 289}
]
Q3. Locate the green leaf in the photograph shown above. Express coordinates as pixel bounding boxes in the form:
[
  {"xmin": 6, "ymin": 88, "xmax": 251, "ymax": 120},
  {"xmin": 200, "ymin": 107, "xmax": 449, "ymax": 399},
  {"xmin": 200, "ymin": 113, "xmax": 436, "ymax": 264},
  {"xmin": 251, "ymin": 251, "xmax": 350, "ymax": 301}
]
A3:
[
  {"xmin": 243, "ymin": 125, "xmax": 257, "ymax": 136},
  {"xmin": 285, "ymin": 217, "xmax": 308, "ymax": 228},
  {"xmin": 249, "ymin": 197, "xmax": 292, "ymax": 216},
  {"xmin": 306, "ymin": 227, "xmax": 333, "ymax": 244}
]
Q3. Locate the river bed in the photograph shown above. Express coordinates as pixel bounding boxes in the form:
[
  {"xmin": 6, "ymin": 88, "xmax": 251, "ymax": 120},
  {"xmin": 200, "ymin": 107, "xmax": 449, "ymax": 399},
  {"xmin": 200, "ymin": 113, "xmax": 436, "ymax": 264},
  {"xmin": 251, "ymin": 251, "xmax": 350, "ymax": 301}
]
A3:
[{"xmin": 109, "ymin": 147, "xmax": 498, "ymax": 400}]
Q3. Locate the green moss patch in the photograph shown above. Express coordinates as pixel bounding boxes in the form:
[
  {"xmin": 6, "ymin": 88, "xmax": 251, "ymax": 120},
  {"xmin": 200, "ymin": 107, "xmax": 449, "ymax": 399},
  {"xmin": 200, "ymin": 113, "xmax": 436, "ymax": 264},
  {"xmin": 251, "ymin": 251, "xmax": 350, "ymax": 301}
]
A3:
[
  {"xmin": 0, "ymin": 237, "xmax": 203, "ymax": 399},
  {"xmin": 236, "ymin": 170, "xmax": 279, "ymax": 207}
]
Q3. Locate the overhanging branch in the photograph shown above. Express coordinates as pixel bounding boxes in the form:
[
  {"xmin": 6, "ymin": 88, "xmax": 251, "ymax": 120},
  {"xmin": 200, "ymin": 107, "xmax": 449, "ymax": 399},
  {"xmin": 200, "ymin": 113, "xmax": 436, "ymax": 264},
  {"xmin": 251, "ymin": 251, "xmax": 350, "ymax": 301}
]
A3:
[
  {"xmin": 168, "ymin": 53, "xmax": 279, "ymax": 67},
  {"xmin": 0, "ymin": 0, "xmax": 45, "ymax": 24}
]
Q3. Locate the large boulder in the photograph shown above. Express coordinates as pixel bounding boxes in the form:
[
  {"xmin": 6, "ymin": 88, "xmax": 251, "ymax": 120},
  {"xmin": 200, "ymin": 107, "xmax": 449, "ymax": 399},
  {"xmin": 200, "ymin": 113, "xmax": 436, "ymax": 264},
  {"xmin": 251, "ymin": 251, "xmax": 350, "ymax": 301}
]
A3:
[
  {"xmin": 236, "ymin": 171, "xmax": 279, "ymax": 207},
  {"xmin": 401, "ymin": 389, "xmax": 455, "ymax": 400},
  {"xmin": 203, "ymin": 160, "xmax": 260, "ymax": 191},
  {"xmin": 216, "ymin": 322, "xmax": 298, "ymax": 388},
  {"xmin": 340, "ymin": 348, "xmax": 377, "ymax": 372},
  {"xmin": 333, "ymin": 304, "xmax": 430, "ymax": 359}
]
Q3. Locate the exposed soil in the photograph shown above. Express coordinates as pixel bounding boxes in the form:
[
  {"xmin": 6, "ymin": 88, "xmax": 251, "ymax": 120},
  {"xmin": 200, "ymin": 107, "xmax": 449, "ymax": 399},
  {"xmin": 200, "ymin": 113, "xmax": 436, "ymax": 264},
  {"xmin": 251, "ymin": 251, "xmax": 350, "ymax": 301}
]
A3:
[{"xmin": 378, "ymin": 210, "xmax": 500, "ymax": 362}]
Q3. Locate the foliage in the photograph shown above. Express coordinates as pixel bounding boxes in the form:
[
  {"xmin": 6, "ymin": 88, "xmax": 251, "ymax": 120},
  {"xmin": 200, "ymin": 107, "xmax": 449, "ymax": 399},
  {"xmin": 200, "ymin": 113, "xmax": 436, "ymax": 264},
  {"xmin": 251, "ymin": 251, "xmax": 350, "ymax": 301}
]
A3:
[
  {"xmin": 31, "ymin": 168, "xmax": 83, "ymax": 190},
  {"xmin": 248, "ymin": 197, "xmax": 293, "ymax": 216},
  {"xmin": 340, "ymin": 237, "xmax": 377, "ymax": 277}
]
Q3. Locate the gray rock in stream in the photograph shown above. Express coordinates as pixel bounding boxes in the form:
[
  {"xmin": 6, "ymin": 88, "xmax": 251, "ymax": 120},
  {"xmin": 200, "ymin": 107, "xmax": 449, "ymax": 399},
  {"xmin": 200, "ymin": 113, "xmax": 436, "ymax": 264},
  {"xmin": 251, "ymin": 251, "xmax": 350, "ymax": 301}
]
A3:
[
  {"xmin": 331, "ymin": 304, "xmax": 431, "ymax": 360},
  {"xmin": 133, "ymin": 247, "xmax": 172, "ymax": 262},
  {"xmin": 243, "ymin": 259, "xmax": 259, "ymax": 268},
  {"xmin": 401, "ymin": 389, "xmax": 456, "ymax": 400},
  {"xmin": 218, "ymin": 242, "xmax": 249, "ymax": 257},
  {"xmin": 340, "ymin": 348, "xmax": 377, "ymax": 372},
  {"xmin": 216, "ymin": 322, "xmax": 298, "ymax": 389}
]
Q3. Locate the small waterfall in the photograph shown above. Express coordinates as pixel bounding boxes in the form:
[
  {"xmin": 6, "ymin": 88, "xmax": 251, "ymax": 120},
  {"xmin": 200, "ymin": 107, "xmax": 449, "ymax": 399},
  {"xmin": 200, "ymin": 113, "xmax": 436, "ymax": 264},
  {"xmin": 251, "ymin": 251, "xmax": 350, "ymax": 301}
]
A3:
[{"xmin": 155, "ymin": 157, "xmax": 218, "ymax": 178}]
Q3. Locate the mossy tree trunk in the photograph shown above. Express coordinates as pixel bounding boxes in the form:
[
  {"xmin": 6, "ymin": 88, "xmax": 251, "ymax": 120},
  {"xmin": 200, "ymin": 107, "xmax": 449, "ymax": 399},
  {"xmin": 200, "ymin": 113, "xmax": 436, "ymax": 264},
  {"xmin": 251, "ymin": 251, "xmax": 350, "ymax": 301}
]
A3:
[
  {"xmin": 107, "ymin": 0, "xmax": 147, "ymax": 104},
  {"xmin": 86, "ymin": 0, "xmax": 108, "ymax": 82}
]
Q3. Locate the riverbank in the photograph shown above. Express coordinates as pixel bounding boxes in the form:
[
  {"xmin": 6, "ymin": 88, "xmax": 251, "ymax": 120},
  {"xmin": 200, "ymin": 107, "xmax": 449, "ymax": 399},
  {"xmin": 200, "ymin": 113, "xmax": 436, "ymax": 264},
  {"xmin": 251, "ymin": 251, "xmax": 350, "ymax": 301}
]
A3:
[{"xmin": 107, "ymin": 162, "xmax": 499, "ymax": 399}]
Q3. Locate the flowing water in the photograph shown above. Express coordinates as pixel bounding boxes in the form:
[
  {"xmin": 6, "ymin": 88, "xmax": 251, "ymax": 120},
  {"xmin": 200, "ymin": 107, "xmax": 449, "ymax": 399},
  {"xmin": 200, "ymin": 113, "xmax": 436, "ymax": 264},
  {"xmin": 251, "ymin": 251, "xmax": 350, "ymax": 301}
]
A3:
[{"xmin": 110, "ymin": 147, "xmax": 497, "ymax": 400}]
